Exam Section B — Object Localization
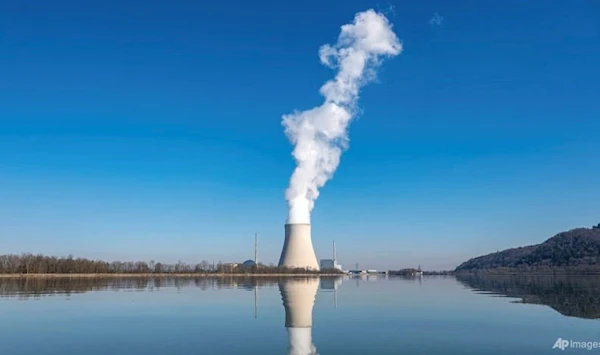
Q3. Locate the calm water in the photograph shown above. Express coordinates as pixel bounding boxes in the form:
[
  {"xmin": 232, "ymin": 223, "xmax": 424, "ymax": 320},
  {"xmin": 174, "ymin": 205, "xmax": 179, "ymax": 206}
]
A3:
[{"xmin": 1, "ymin": 275, "xmax": 600, "ymax": 354}]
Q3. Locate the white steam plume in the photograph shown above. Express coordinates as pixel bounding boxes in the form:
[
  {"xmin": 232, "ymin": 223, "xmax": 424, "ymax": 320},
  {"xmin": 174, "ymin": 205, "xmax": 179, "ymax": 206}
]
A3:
[{"xmin": 282, "ymin": 9, "xmax": 402, "ymax": 224}]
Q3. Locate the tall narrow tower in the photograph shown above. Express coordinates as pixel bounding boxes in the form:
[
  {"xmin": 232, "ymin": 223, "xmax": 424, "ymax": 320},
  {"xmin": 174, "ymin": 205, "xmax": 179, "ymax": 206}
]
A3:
[
  {"xmin": 333, "ymin": 240, "xmax": 336, "ymax": 261},
  {"xmin": 278, "ymin": 223, "xmax": 319, "ymax": 270},
  {"xmin": 254, "ymin": 232, "xmax": 258, "ymax": 265}
]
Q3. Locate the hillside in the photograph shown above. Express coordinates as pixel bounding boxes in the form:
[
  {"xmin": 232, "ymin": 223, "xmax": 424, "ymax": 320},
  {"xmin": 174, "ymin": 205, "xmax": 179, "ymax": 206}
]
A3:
[{"xmin": 456, "ymin": 226, "xmax": 600, "ymax": 273}]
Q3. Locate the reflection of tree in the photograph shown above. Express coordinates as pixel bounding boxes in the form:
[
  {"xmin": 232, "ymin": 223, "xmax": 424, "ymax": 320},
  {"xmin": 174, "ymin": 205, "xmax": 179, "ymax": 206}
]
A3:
[
  {"xmin": 0, "ymin": 276, "xmax": 343, "ymax": 301},
  {"xmin": 0, "ymin": 277, "xmax": 143, "ymax": 300},
  {"xmin": 456, "ymin": 274, "xmax": 600, "ymax": 319}
]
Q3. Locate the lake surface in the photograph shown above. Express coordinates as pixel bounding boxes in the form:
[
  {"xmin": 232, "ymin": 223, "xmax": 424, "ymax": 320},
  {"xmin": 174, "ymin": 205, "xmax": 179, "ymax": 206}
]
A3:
[{"xmin": 1, "ymin": 275, "xmax": 600, "ymax": 354}]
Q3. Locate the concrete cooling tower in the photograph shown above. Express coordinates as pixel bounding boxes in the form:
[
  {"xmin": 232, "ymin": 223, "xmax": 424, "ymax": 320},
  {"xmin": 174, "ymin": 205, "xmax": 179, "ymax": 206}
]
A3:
[
  {"xmin": 279, "ymin": 278, "xmax": 319, "ymax": 355},
  {"xmin": 278, "ymin": 224, "xmax": 320, "ymax": 270}
]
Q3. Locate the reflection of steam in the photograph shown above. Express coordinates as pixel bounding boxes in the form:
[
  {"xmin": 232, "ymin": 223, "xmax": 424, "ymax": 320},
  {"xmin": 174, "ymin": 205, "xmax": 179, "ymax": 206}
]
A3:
[{"xmin": 279, "ymin": 278, "xmax": 320, "ymax": 355}]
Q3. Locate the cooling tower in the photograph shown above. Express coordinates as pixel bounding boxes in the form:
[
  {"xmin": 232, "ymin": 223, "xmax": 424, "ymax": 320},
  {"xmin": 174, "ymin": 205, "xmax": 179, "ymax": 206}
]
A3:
[
  {"xmin": 279, "ymin": 278, "xmax": 319, "ymax": 355},
  {"xmin": 278, "ymin": 224, "xmax": 320, "ymax": 270}
]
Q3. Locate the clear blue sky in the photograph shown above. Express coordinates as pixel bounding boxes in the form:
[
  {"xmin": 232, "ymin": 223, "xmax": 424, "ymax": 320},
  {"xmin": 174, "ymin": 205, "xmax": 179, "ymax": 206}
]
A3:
[{"xmin": 1, "ymin": 0, "xmax": 598, "ymax": 270}]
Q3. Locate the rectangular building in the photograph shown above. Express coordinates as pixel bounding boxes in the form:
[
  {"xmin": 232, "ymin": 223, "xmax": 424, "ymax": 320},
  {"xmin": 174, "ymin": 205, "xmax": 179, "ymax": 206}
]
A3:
[{"xmin": 320, "ymin": 259, "xmax": 342, "ymax": 271}]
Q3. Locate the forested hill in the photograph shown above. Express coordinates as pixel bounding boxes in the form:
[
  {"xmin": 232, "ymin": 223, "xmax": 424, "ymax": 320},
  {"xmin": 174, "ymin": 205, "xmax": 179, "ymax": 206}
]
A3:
[{"xmin": 456, "ymin": 225, "xmax": 600, "ymax": 273}]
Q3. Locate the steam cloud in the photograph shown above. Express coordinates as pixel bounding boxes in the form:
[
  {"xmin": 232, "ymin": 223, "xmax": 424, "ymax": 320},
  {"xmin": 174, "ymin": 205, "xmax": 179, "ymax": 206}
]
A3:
[{"xmin": 282, "ymin": 9, "xmax": 402, "ymax": 224}]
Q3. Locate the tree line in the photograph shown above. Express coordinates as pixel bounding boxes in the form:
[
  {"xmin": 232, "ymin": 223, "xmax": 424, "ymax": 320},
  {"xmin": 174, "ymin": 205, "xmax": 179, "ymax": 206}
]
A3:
[
  {"xmin": 0, "ymin": 253, "xmax": 342, "ymax": 275},
  {"xmin": 455, "ymin": 227, "xmax": 600, "ymax": 273},
  {"xmin": 386, "ymin": 268, "xmax": 453, "ymax": 276}
]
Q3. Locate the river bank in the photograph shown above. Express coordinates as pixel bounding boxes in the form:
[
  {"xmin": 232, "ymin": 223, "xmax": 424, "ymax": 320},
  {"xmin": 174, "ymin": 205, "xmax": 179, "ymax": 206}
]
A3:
[{"xmin": 0, "ymin": 273, "xmax": 344, "ymax": 278}]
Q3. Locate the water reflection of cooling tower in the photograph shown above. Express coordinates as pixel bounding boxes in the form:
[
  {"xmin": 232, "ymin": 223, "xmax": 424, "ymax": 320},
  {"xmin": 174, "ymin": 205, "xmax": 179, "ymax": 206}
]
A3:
[{"xmin": 279, "ymin": 278, "xmax": 319, "ymax": 355}]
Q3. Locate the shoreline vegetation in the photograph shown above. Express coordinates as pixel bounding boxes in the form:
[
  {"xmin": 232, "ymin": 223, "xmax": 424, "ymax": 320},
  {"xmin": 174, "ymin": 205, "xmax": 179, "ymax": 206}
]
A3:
[
  {"xmin": 4, "ymin": 224, "xmax": 598, "ymax": 277},
  {"xmin": 454, "ymin": 269, "xmax": 600, "ymax": 275},
  {"xmin": 0, "ymin": 273, "xmax": 345, "ymax": 278},
  {"xmin": 455, "ymin": 225, "xmax": 600, "ymax": 274},
  {"xmin": 0, "ymin": 253, "xmax": 343, "ymax": 276}
]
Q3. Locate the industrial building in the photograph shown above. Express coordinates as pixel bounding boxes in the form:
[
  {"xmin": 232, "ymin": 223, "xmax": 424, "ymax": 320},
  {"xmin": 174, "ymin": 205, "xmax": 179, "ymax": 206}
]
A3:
[
  {"xmin": 320, "ymin": 259, "xmax": 342, "ymax": 270},
  {"xmin": 242, "ymin": 260, "xmax": 256, "ymax": 267},
  {"xmin": 319, "ymin": 241, "xmax": 342, "ymax": 271}
]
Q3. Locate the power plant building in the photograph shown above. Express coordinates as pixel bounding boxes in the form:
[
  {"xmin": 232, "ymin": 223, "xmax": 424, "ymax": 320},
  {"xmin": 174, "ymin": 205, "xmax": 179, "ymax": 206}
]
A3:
[
  {"xmin": 319, "ymin": 259, "xmax": 342, "ymax": 271},
  {"xmin": 319, "ymin": 241, "xmax": 342, "ymax": 271}
]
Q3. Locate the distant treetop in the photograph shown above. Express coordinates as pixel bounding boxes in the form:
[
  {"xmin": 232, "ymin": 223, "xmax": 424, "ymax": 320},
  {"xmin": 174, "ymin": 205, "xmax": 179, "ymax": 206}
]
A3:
[{"xmin": 455, "ymin": 227, "xmax": 600, "ymax": 272}]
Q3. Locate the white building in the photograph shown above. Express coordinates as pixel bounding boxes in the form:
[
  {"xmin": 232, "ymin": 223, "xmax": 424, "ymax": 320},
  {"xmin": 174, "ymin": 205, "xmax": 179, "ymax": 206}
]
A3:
[
  {"xmin": 321, "ymin": 240, "xmax": 343, "ymax": 271},
  {"xmin": 320, "ymin": 259, "xmax": 342, "ymax": 271}
]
